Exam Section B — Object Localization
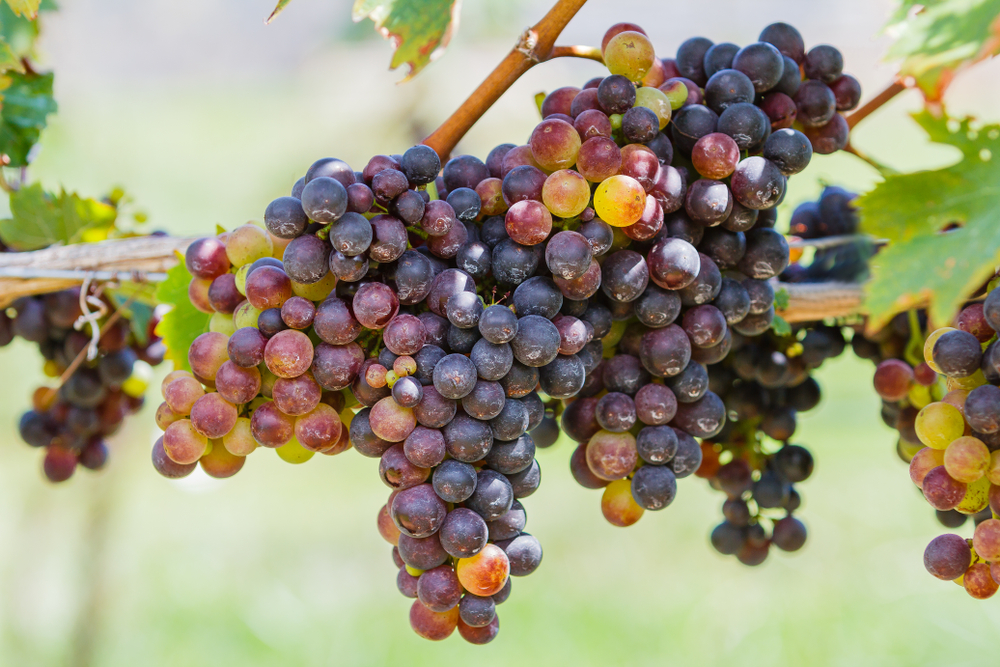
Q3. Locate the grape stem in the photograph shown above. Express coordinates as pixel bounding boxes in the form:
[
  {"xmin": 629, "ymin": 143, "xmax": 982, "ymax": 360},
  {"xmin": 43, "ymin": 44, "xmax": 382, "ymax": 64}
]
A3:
[
  {"xmin": 845, "ymin": 79, "xmax": 909, "ymax": 130},
  {"xmin": 422, "ymin": 0, "xmax": 595, "ymax": 160}
]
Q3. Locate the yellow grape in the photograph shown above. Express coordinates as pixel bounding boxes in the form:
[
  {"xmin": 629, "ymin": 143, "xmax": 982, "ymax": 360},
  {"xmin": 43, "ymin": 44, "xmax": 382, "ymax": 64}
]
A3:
[
  {"xmin": 594, "ymin": 175, "xmax": 646, "ymax": 227},
  {"xmin": 946, "ymin": 370, "xmax": 986, "ymax": 392},
  {"xmin": 601, "ymin": 478, "xmax": 644, "ymax": 526},
  {"xmin": 291, "ymin": 271, "xmax": 338, "ymax": 301},
  {"xmin": 225, "ymin": 223, "xmax": 273, "ymax": 267},
  {"xmin": 907, "ymin": 383, "xmax": 932, "ymax": 409},
  {"xmin": 897, "ymin": 437, "xmax": 923, "ymax": 463},
  {"xmin": 956, "ymin": 475, "xmax": 991, "ymax": 514},
  {"xmin": 276, "ymin": 437, "xmax": 314, "ymax": 464},
  {"xmin": 914, "ymin": 402, "xmax": 965, "ymax": 449},
  {"xmin": 634, "ymin": 87, "xmax": 672, "ymax": 129},
  {"xmin": 988, "ymin": 450, "xmax": 1000, "ymax": 485},
  {"xmin": 270, "ymin": 233, "xmax": 292, "ymax": 260},
  {"xmin": 603, "ymin": 31, "xmax": 656, "ymax": 82},
  {"xmin": 924, "ymin": 327, "xmax": 956, "ymax": 372},
  {"xmin": 541, "ymin": 169, "xmax": 591, "ymax": 218}
]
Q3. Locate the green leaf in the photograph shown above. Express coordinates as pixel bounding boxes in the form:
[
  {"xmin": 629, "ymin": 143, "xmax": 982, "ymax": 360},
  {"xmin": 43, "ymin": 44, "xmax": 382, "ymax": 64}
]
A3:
[
  {"xmin": 108, "ymin": 290, "xmax": 153, "ymax": 347},
  {"xmin": 0, "ymin": 0, "xmax": 55, "ymax": 61},
  {"xmin": 3, "ymin": 0, "xmax": 40, "ymax": 18},
  {"xmin": 860, "ymin": 111, "xmax": 1000, "ymax": 331},
  {"xmin": 0, "ymin": 39, "xmax": 23, "ymax": 74},
  {"xmin": 264, "ymin": 0, "xmax": 292, "ymax": 24},
  {"xmin": 352, "ymin": 0, "xmax": 462, "ymax": 80},
  {"xmin": 774, "ymin": 287, "xmax": 790, "ymax": 311},
  {"xmin": 770, "ymin": 315, "xmax": 791, "ymax": 337},
  {"xmin": 155, "ymin": 258, "xmax": 210, "ymax": 372},
  {"xmin": 885, "ymin": 0, "xmax": 1000, "ymax": 99},
  {"xmin": 0, "ymin": 183, "xmax": 117, "ymax": 250},
  {"xmin": 0, "ymin": 70, "xmax": 56, "ymax": 166}
]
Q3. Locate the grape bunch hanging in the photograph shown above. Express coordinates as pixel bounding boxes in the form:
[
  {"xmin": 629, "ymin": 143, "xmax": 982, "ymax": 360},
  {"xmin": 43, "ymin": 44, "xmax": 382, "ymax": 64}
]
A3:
[
  {"xmin": 145, "ymin": 18, "xmax": 862, "ymax": 643},
  {"xmin": 8, "ymin": 287, "xmax": 165, "ymax": 482}
]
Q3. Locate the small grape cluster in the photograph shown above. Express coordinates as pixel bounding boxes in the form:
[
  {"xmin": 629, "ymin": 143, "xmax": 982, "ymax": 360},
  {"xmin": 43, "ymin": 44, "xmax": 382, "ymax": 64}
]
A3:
[
  {"xmin": 700, "ymin": 327, "xmax": 839, "ymax": 564},
  {"xmin": 6, "ymin": 288, "xmax": 164, "ymax": 482},
  {"xmin": 861, "ymin": 296, "xmax": 1000, "ymax": 599}
]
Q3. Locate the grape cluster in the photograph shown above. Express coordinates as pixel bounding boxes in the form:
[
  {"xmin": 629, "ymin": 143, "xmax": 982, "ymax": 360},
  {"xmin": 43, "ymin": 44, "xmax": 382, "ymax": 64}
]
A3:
[
  {"xmin": 6, "ymin": 288, "xmax": 164, "ymax": 482},
  {"xmin": 151, "ymin": 19, "xmax": 862, "ymax": 640},
  {"xmin": 859, "ymin": 295, "xmax": 1000, "ymax": 598}
]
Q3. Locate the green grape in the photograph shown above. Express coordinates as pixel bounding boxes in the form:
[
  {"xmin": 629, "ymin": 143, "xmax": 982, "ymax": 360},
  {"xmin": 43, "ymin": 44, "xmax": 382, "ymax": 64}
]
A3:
[
  {"xmin": 594, "ymin": 175, "xmax": 646, "ymax": 227},
  {"xmin": 235, "ymin": 264, "xmax": 252, "ymax": 296},
  {"xmin": 944, "ymin": 436, "xmax": 990, "ymax": 483},
  {"xmin": 609, "ymin": 113, "xmax": 623, "ymax": 131},
  {"xmin": 276, "ymin": 436, "xmax": 315, "ymax": 464},
  {"xmin": 658, "ymin": 79, "xmax": 689, "ymax": 109},
  {"xmin": 914, "ymin": 402, "xmax": 964, "ymax": 450},
  {"xmin": 541, "ymin": 169, "xmax": 591, "ymax": 218},
  {"xmin": 226, "ymin": 223, "xmax": 274, "ymax": 267},
  {"xmin": 234, "ymin": 300, "xmax": 262, "ymax": 329},
  {"xmin": 603, "ymin": 31, "xmax": 656, "ymax": 82},
  {"xmin": 634, "ymin": 87, "xmax": 672, "ymax": 129},
  {"xmin": 956, "ymin": 475, "xmax": 990, "ymax": 514},
  {"xmin": 601, "ymin": 478, "xmax": 644, "ymax": 526},
  {"xmin": 210, "ymin": 312, "xmax": 236, "ymax": 335}
]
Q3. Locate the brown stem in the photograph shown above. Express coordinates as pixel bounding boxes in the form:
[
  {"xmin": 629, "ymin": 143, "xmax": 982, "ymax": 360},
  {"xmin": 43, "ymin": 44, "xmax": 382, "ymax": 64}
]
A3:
[
  {"xmin": 550, "ymin": 44, "xmax": 603, "ymax": 62},
  {"xmin": 422, "ymin": 0, "xmax": 591, "ymax": 159},
  {"xmin": 846, "ymin": 79, "xmax": 908, "ymax": 129}
]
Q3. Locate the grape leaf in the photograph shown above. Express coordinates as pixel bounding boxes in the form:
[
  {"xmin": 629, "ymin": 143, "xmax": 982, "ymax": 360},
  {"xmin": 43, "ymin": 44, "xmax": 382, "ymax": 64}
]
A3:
[
  {"xmin": 3, "ymin": 0, "xmax": 39, "ymax": 19},
  {"xmin": 885, "ymin": 0, "xmax": 1000, "ymax": 100},
  {"xmin": 860, "ymin": 110, "xmax": 1000, "ymax": 332},
  {"xmin": 0, "ymin": 183, "xmax": 117, "ymax": 250},
  {"xmin": 0, "ymin": 70, "xmax": 56, "ymax": 166},
  {"xmin": 264, "ymin": 0, "xmax": 292, "ymax": 24},
  {"xmin": 352, "ymin": 0, "xmax": 462, "ymax": 81},
  {"xmin": 1, "ymin": 0, "xmax": 56, "ymax": 60},
  {"xmin": 154, "ymin": 256, "xmax": 210, "ymax": 372},
  {"xmin": 0, "ymin": 40, "xmax": 23, "ymax": 73}
]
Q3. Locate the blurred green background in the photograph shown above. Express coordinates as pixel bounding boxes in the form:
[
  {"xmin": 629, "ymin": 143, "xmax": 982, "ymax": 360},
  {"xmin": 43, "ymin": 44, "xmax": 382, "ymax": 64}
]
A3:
[{"xmin": 1, "ymin": 0, "xmax": 999, "ymax": 665}]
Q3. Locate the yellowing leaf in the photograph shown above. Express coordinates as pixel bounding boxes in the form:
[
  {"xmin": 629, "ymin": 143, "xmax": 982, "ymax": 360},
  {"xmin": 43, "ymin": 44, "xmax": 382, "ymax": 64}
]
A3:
[
  {"xmin": 3, "ymin": 0, "xmax": 40, "ymax": 19},
  {"xmin": 154, "ymin": 261, "xmax": 210, "ymax": 372},
  {"xmin": 860, "ymin": 111, "xmax": 1000, "ymax": 331},
  {"xmin": 352, "ymin": 0, "xmax": 462, "ymax": 81},
  {"xmin": 0, "ymin": 183, "xmax": 117, "ymax": 250},
  {"xmin": 886, "ymin": 0, "xmax": 1000, "ymax": 99},
  {"xmin": 0, "ymin": 39, "xmax": 24, "ymax": 74}
]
